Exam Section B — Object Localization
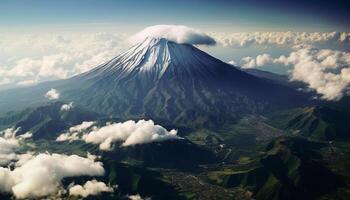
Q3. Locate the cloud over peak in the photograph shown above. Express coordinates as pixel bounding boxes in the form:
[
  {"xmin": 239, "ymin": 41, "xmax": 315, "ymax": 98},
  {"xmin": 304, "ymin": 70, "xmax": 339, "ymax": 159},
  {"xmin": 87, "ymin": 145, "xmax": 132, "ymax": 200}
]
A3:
[{"xmin": 129, "ymin": 25, "xmax": 216, "ymax": 46}]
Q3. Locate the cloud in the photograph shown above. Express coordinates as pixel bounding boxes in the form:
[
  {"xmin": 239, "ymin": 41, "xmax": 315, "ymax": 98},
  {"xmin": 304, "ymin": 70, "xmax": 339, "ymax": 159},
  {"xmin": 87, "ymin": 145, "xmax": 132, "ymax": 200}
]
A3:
[
  {"xmin": 238, "ymin": 47, "xmax": 350, "ymax": 100},
  {"xmin": 84, "ymin": 120, "xmax": 180, "ymax": 150},
  {"xmin": 60, "ymin": 102, "xmax": 74, "ymax": 111},
  {"xmin": 69, "ymin": 180, "xmax": 114, "ymax": 198},
  {"xmin": 45, "ymin": 88, "xmax": 60, "ymax": 100},
  {"xmin": 1, "ymin": 30, "xmax": 348, "ymax": 90},
  {"xmin": 0, "ymin": 153, "xmax": 105, "ymax": 199},
  {"xmin": 0, "ymin": 128, "xmax": 20, "ymax": 166},
  {"xmin": 129, "ymin": 25, "xmax": 216, "ymax": 45},
  {"xmin": 212, "ymin": 31, "xmax": 350, "ymax": 48},
  {"xmin": 283, "ymin": 48, "xmax": 350, "ymax": 100},
  {"xmin": 70, "ymin": 121, "xmax": 96, "ymax": 132},
  {"xmin": 18, "ymin": 132, "xmax": 32, "ymax": 139},
  {"xmin": 56, "ymin": 121, "xmax": 96, "ymax": 142},
  {"xmin": 0, "ymin": 127, "xmax": 32, "ymax": 166},
  {"xmin": 127, "ymin": 194, "xmax": 151, "ymax": 200},
  {"xmin": 228, "ymin": 60, "xmax": 237, "ymax": 65},
  {"xmin": 240, "ymin": 54, "xmax": 274, "ymax": 69},
  {"xmin": 0, "ymin": 32, "xmax": 127, "ymax": 89},
  {"xmin": 57, "ymin": 120, "xmax": 181, "ymax": 151},
  {"xmin": 0, "ymin": 126, "xmax": 105, "ymax": 199}
]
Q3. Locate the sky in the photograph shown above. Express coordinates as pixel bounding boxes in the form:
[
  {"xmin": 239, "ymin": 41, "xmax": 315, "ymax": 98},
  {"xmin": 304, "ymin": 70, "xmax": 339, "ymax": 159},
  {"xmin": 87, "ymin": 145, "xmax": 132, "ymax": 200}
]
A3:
[
  {"xmin": 0, "ymin": 0, "xmax": 350, "ymax": 100},
  {"xmin": 1, "ymin": 0, "xmax": 350, "ymax": 32}
]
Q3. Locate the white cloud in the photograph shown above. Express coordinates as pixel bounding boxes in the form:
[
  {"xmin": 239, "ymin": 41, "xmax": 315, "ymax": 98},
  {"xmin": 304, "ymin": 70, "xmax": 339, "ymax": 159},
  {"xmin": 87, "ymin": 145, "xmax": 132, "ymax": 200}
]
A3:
[
  {"xmin": 129, "ymin": 25, "xmax": 216, "ymax": 45},
  {"xmin": 60, "ymin": 102, "xmax": 74, "ymax": 111},
  {"xmin": 57, "ymin": 120, "xmax": 181, "ymax": 151},
  {"xmin": 18, "ymin": 132, "xmax": 32, "ymax": 139},
  {"xmin": 0, "ymin": 127, "xmax": 32, "ymax": 166},
  {"xmin": 240, "ymin": 54, "xmax": 274, "ymax": 69},
  {"xmin": 69, "ymin": 180, "xmax": 114, "ymax": 198},
  {"xmin": 228, "ymin": 60, "xmax": 236, "ymax": 65},
  {"xmin": 256, "ymin": 54, "xmax": 273, "ymax": 67},
  {"xmin": 56, "ymin": 132, "xmax": 80, "ymax": 143},
  {"xmin": 0, "ymin": 32, "xmax": 127, "ymax": 88},
  {"xmin": 127, "ymin": 194, "xmax": 151, "ymax": 200},
  {"xmin": 0, "ymin": 128, "xmax": 20, "ymax": 166},
  {"xmin": 45, "ymin": 88, "xmax": 60, "ymax": 100},
  {"xmin": 283, "ymin": 48, "xmax": 350, "ymax": 100},
  {"xmin": 241, "ymin": 57, "xmax": 256, "ymax": 69},
  {"xmin": 56, "ymin": 121, "xmax": 96, "ymax": 142},
  {"xmin": 0, "ymin": 153, "xmax": 105, "ymax": 199},
  {"xmin": 0, "ymin": 127, "xmax": 105, "ymax": 199},
  {"xmin": 70, "ymin": 121, "xmax": 96, "ymax": 132},
  {"xmin": 84, "ymin": 120, "xmax": 180, "ymax": 150},
  {"xmin": 238, "ymin": 47, "xmax": 350, "ymax": 100},
  {"xmin": 211, "ymin": 31, "xmax": 350, "ymax": 48}
]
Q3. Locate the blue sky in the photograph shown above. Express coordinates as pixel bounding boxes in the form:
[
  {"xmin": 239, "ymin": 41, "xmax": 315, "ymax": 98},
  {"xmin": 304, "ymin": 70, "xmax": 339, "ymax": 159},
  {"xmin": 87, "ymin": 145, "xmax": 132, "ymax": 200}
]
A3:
[{"xmin": 1, "ymin": 0, "xmax": 349, "ymax": 32}]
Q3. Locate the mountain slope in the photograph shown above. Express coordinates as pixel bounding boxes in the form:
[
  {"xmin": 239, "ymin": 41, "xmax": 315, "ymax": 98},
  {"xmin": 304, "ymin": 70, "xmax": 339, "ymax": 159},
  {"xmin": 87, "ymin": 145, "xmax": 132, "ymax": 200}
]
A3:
[
  {"xmin": 208, "ymin": 137, "xmax": 345, "ymax": 200},
  {"xmin": 15, "ymin": 102, "xmax": 102, "ymax": 140},
  {"xmin": 268, "ymin": 106, "xmax": 350, "ymax": 141},
  {"xmin": 242, "ymin": 68, "xmax": 307, "ymax": 89},
  {"xmin": 0, "ymin": 38, "xmax": 308, "ymax": 127},
  {"xmin": 62, "ymin": 38, "xmax": 308, "ymax": 126}
]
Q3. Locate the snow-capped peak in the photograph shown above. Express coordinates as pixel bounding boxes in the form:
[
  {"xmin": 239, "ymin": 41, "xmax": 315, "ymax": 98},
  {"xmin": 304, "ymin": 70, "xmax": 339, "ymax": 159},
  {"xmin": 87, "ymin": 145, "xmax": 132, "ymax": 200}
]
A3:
[{"xmin": 81, "ymin": 37, "xmax": 224, "ymax": 82}]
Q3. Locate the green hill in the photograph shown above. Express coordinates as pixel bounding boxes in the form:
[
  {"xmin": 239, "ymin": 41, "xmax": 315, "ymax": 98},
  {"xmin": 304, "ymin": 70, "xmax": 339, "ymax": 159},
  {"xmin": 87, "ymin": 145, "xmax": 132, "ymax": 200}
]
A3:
[
  {"xmin": 207, "ymin": 137, "xmax": 345, "ymax": 200},
  {"xmin": 268, "ymin": 106, "xmax": 350, "ymax": 141}
]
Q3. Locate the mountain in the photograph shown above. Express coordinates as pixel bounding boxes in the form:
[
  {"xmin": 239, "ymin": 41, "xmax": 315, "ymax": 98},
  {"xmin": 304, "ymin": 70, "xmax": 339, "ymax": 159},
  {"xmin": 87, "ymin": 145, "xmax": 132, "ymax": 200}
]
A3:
[
  {"xmin": 0, "ymin": 37, "xmax": 308, "ymax": 127},
  {"xmin": 242, "ymin": 68, "xmax": 307, "ymax": 89},
  {"xmin": 207, "ymin": 137, "xmax": 345, "ymax": 200},
  {"xmin": 268, "ymin": 106, "xmax": 350, "ymax": 141},
  {"xmin": 14, "ymin": 102, "xmax": 102, "ymax": 140},
  {"xmin": 101, "ymin": 139, "xmax": 218, "ymax": 169}
]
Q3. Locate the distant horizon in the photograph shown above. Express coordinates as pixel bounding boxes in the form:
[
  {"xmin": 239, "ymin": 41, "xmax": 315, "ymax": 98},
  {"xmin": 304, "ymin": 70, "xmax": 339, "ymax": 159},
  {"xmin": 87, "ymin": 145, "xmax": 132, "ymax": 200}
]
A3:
[
  {"xmin": 1, "ymin": 0, "xmax": 349, "ymax": 100},
  {"xmin": 1, "ymin": 0, "xmax": 350, "ymax": 31}
]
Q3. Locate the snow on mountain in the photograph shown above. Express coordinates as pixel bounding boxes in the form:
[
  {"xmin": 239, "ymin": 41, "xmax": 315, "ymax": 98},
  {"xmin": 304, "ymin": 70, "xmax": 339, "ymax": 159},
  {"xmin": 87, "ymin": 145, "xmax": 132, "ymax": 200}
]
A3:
[
  {"xmin": 79, "ymin": 37, "xmax": 221, "ymax": 83},
  {"xmin": 0, "ymin": 37, "xmax": 308, "ymax": 127}
]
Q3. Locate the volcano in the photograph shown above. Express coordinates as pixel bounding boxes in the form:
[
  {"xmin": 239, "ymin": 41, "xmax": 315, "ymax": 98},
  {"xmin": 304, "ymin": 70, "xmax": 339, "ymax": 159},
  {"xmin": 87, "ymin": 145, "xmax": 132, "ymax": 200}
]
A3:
[{"xmin": 0, "ymin": 37, "xmax": 307, "ymax": 127}]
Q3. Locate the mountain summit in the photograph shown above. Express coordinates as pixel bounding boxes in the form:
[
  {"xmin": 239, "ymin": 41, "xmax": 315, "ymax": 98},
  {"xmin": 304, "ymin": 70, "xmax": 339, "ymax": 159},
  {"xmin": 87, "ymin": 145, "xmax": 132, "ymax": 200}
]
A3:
[
  {"xmin": 79, "ymin": 37, "xmax": 228, "ymax": 85},
  {"xmin": 0, "ymin": 37, "xmax": 307, "ymax": 127},
  {"xmin": 64, "ymin": 37, "xmax": 306, "ymax": 126}
]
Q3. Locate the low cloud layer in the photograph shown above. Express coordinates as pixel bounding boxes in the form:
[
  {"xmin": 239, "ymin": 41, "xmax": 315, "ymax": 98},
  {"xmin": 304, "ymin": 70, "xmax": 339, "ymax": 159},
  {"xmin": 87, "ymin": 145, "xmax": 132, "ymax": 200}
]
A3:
[
  {"xmin": 212, "ymin": 31, "xmax": 350, "ymax": 48},
  {"xmin": 56, "ymin": 121, "xmax": 96, "ymax": 142},
  {"xmin": 129, "ymin": 25, "xmax": 216, "ymax": 46},
  {"xmin": 69, "ymin": 180, "xmax": 114, "ymax": 198},
  {"xmin": 0, "ymin": 153, "xmax": 104, "ymax": 199},
  {"xmin": 0, "ymin": 33, "xmax": 126, "ymax": 88},
  {"xmin": 238, "ymin": 47, "xmax": 350, "ymax": 100},
  {"xmin": 0, "ymin": 127, "xmax": 32, "ymax": 166},
  {"xmin": 1, "ymin": 30, "xmax": 349, "ymax": 89},
  {"xmin": 45, "ymin": 88, "xmax": 60, "ymax": 100},
  {"xmin": 0, "ymin": 127, "xmax": 107, "ymax": 199},
  {"xmin": 57, "ymin": 120, "xmax": 181, "ymax": 150},
  {"xmin": 0, "ymin": 128, "xmax": 20, "ymax": 166}
]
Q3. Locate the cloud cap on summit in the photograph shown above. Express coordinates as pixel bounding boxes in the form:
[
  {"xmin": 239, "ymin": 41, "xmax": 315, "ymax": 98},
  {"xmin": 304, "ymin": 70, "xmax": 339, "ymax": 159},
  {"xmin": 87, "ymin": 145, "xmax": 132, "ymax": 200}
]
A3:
[{"xmin": 129, "ymin": 25, "xmax": 216, "ymax": 46}]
